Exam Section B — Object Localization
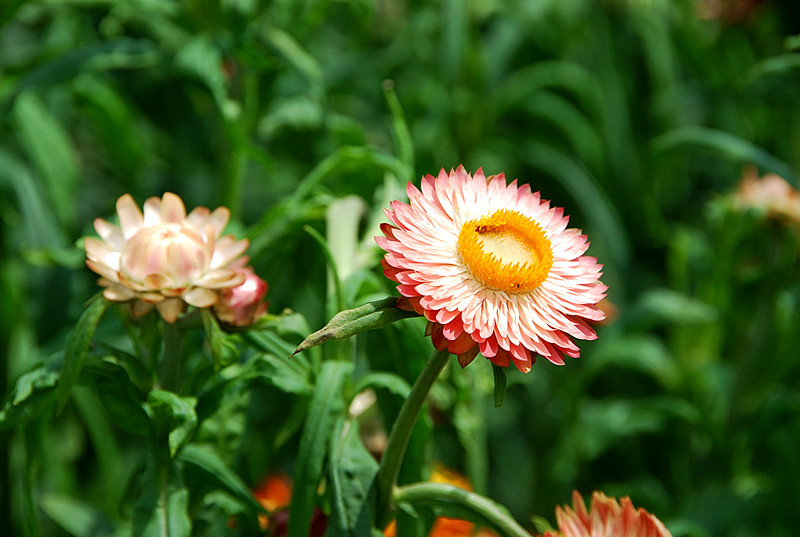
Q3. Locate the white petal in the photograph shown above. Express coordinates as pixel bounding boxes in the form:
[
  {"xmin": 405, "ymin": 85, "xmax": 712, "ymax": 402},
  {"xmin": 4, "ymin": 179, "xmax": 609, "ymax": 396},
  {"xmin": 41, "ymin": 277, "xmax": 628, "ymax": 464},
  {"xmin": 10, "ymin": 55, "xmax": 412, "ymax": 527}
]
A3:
[{"xmin": 116, "ymin": 194, "xmax": 144, "ymax": 239}]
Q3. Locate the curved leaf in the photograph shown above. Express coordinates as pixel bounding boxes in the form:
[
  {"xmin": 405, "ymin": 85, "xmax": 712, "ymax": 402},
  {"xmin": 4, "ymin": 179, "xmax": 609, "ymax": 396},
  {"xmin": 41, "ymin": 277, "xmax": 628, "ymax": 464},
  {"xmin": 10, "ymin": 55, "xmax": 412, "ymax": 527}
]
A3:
[{"xmin": 56, "ymin": 295, "xmax": 113, "ymax": 413}]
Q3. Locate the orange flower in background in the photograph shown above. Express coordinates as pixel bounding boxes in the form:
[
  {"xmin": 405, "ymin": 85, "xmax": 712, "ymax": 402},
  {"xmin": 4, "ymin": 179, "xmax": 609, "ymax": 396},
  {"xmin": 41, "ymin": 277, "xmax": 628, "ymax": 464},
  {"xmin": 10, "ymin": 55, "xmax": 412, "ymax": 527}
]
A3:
[
  {"xmin": 85, "ymin": 193, "xmax": 249, "ymax": 322},
  {"xmin": 376, "ymin": 166, "xmax": 607, "ymax": 373},
  {"xmin": 542, "ymin": 491, "xmax": 672, "ymax": 537},
  {"xmin": 733, "ymin": 167, "xmax": 800, "ymax": 225},
  {"xmin": 252, "ymin": 473, "xmax": 292, "ymax": 530},
  {"xmin": 384, "ymin": 465, "xmax": 499, "ymax": 537}
]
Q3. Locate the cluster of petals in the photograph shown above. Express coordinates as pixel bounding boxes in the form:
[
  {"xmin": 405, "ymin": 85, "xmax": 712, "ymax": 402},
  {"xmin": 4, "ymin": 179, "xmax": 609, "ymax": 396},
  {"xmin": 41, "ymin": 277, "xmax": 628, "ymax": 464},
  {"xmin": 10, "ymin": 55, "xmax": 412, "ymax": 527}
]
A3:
[
  {"xmin": 542, "ymin": 491, "xmax": 672, "ymax": 537},
  {"xmin": 213, "ymin": 258, "xmax": 269, "ymax": 327},
  {"xmin": 252, "ymin": 473, "xmax": 292, "ymax": 531},
  {"xmin": 733, "ymin": 166, "xmax": 800, "ymax": 225},
  {"xmin": 85, "ymin": 193, "xmax": 250, "ymax": 323},
  {"xmin": 376, "ymin": 166, "xmax": 606, "ymax": 373}
]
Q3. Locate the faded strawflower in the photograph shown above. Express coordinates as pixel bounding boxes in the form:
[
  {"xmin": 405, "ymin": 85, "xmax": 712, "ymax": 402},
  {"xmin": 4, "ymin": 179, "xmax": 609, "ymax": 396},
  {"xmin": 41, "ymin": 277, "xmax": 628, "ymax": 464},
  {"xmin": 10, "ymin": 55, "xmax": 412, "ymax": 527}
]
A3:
[{"xmin": 85, "ymin": 193, "xmax": 249, "ymax": 323}]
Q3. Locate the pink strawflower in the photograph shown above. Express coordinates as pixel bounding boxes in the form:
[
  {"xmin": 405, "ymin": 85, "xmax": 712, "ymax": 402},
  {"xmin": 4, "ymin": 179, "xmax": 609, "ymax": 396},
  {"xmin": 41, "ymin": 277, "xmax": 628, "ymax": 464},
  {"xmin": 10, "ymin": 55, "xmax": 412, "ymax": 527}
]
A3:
[
  {"xmin": 213, "ymin": 259, "xmax": 269, "ymax": 327},
  {"xmin": 85, "ymin": 193, "xmax": 249, "ymax": 323},
  {"xmin": 542, "ymin": 491, "xmax": 672, "ymax": 537},
  {"xmin": 376, "ymin": 166, "xmax": 606, "ymax": 373}
]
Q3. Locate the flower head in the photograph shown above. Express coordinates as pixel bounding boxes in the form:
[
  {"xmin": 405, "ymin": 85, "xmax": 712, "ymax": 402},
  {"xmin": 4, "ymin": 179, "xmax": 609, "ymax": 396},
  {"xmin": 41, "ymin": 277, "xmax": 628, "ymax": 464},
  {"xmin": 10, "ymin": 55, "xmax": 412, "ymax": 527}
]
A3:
[
  {"xmin": 85, "ymin": 193, "xmax": 249, "ymax": 323},
  {"xmin": 376, "ymin": 166, "xmax": 606, "ymax": 373},
  {"xmin": 542, "ymin": 491, "xmax": 672, "ymax": 537},
  {"xmin": 252, "ymin": 473, "xmax": 292, "ymax": 531},
  {"xmin": 213, "ymin": 258, "xmax": 269, "ymax": 327},
  {"xmin": 733, "ymin": 166, "xmax": 800, "ymax": 225}
]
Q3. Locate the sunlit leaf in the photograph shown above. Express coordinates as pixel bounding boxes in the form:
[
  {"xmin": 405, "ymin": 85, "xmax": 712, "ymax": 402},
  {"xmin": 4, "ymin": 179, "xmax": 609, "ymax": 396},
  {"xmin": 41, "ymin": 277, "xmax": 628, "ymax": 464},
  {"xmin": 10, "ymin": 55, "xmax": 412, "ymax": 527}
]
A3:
[
  {"xmin": 147, "ymin": 390, "xmax": 198, "ymax": 458},
  {"xmin": 0, "ymin": 364, "xmax": 58, "ymax": 430},
  {"xmin": 132, "ymin": 459, "xmax": 191, "ymax": 537},
  {"xmin": 328, "ymin": 419, "xmax": 379, "ymax": 537},
  {"xmin": 41, "ymin": 494, "xmax": 114, "ymax": 537}
]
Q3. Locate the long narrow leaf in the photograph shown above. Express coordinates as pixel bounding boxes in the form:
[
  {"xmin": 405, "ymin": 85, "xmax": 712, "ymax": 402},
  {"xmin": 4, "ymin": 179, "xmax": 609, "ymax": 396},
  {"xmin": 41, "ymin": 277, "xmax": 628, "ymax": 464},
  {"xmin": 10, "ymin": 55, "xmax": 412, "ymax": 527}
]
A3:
[
  {"xmin": 56, "ymin": 296, "xmax": 112, "ymax": 413},
  {"xmin": 288, "ymin": 360, "xmax": 352, "ymax": 537},
  {"xmin": 179, "ymin": 444, "xmax": 266, "ymax": 513}
]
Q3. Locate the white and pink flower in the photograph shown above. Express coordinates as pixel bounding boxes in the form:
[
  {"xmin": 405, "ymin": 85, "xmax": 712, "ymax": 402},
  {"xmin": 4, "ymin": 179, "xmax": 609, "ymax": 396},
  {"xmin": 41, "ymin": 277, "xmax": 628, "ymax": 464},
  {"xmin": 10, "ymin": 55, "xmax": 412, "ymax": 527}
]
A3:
[
  {"xmin": 376, "ymin": 166, "xmax": 606, "ymax": 372},
  {"xmin": 85, "ymin": 193, "xmax": 249, "ymax": 323}
]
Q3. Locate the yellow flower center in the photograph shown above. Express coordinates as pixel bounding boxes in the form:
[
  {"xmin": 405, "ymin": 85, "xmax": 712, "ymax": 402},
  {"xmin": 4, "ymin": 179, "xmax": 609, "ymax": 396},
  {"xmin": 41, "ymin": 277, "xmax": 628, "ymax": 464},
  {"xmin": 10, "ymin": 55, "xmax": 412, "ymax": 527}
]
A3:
[{"xmin": 457, "ymin": 209, "xmax": 553, "ymax": 293}]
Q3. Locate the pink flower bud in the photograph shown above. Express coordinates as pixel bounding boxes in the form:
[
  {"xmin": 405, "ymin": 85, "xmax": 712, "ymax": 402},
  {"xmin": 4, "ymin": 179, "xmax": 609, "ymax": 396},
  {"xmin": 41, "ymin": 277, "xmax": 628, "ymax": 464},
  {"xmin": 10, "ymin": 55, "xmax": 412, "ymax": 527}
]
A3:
[{"xmin": 213, "ymin": 263, "xmax": 269, "ymax": 327}]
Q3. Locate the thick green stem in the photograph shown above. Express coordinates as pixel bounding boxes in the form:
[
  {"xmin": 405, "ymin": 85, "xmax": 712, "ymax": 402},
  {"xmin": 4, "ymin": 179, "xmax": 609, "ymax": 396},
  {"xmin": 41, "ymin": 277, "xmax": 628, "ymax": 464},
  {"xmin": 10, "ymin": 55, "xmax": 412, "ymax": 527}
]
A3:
[
  {"xmin": 393, "ymin": 483, "xmax": 531, "ymax": 537},
  {"xmin": 159, "ymin": 322, "xmax": 182, "ymax": 392},
  {"xmin": 376, "ymin": 348, "xmax": 451, "ymax": 525}
]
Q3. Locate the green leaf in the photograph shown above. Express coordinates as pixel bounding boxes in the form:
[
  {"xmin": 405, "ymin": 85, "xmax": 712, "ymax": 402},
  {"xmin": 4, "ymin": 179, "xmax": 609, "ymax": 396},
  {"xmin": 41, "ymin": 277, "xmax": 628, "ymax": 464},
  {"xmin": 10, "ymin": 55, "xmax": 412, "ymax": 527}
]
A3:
[
  {"xmin": 3, "ymin": 38, "xmax": 159, "ymax": 111},
  {"xmin": 200, "ymin": 309, "xmax": 237, "ymax": 369},
  {"xmin": 288, "ymin": 360, "xmax": 352, "ymax": 537},
  {"xmin": 491, "ymin": 365, "xmax": 507, "ymax": 408},
  {"xmin": 246, "ymin": 146, "xmax": 407, "ymax": 258},
  {"xmin": 56, "ymin": 296, "xmax": 113, "ymax": 413},
  {"xmin": 352, "ymin": 372, "xmax": 411, "ymax": 400},
  {"xmin": 174, "ymin": 35, "xmax": 237, "ymax": 119},
  {"xmin": 147, "ymin": 390, "xmax": 198, "ymax": 458},
  {"xmin": 651, "ymin": 126, "xmax": 798, "ymax": 188},
  {"xmin": 260, "ymin": 25, "xmax": 324, "ymax": 87},
  {"xmin": 383, "ymin": 80, "xmax": 414, "ymax": 181},
  {"xmin": 328, "ymin": 420, "xmax": 379, "ymax": 537},
  {"xmin": 0, "ymin": 148, "xmax": 64, "ymax": 248},
  {"xmin": 634, "ymin": 288, "xmax": 717, "ymax": 327},
  {"xmin": 303, "ymin": 224, "xmax": 345, "ymax": 318},
  {"xmin": 179, "ymin": 444, "xmax": 266, "ymax": 513},
  {"xmin": 248, "ymin": 353, "xmax": 313, "ymax": 395},
  {"xmin": 40, "ymin": 494, "xmax": 114, "ymax": 537},
  {"xmin": 12, "ymin": 91, "xmax": 80, "ymax": 226},
  {"xmin": 132, "ymin": 460, "xmax": 192, "ymax": 537},
  {"xmin": 293, "ymin": 298, "xmax": 419, "ymax": 356},
  {"xmin": 92, "ymin": 363, "xmax": 151, "ymax": 436},
  {"xmin": 0, "ymin": 365, "xmax": 58, "ymax": 430}
]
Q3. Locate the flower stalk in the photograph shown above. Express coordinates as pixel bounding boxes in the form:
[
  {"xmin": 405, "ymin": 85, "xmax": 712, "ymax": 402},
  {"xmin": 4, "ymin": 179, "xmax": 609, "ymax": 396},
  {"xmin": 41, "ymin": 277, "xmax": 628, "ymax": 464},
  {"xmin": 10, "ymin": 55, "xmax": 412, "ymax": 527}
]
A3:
[
  {"xmin": 376, "ymin": 348, "xmax": 451, "ymax": 525},
  {"xmin": 392, "ymin": 482, "xmax": 531, "ymax": 537}
]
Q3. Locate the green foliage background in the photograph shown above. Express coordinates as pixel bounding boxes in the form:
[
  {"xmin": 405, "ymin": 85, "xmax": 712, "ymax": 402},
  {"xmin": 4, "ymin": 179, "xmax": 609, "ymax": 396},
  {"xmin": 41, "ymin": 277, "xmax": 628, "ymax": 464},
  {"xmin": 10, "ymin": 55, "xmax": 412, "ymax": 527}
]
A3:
[{"xmin": 3, "ymin": 0, "xmax": 800, "ymax": 536}]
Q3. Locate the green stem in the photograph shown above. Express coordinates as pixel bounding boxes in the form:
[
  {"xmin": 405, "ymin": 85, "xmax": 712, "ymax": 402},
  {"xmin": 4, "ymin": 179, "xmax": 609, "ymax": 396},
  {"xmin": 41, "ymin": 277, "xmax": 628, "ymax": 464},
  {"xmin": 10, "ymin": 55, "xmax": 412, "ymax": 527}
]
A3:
[
  {"xmin": 393, "ymin": 483, "xmax": 531, "ymax": 537},
  {"xmin": 376, "ymin": 348, "xmax": 451, "ymax": 525},
  {"xmin": 160, "ymin": 322, "xmax": 182, "ymax": 392}
]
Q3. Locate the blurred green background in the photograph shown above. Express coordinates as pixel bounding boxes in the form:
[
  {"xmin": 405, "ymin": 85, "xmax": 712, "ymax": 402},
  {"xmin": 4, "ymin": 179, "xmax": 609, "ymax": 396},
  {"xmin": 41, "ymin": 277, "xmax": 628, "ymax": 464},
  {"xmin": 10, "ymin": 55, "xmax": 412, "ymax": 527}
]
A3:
[{"xmin": 3, "ymin": 0, "xmax": 800, "ymax": 535}]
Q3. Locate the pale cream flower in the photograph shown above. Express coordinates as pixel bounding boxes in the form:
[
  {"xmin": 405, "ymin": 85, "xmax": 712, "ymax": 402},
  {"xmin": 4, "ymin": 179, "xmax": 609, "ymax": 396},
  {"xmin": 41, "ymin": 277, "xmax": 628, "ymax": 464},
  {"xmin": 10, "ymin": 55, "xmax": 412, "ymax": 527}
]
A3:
[
  {"xmin": 542, "ymin": 491, "xmax": 672, "ymax": 537},
  {"xmin": 85, "ymin": 193, "xmax": 248, "ymax": 323},
  {"xmin": 734, "ymin": 166, "xmax": 800, "ymax": 225},
  {"xmin": 376, "ymin": 166, "xmax": 606, "ymax": 373}
]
